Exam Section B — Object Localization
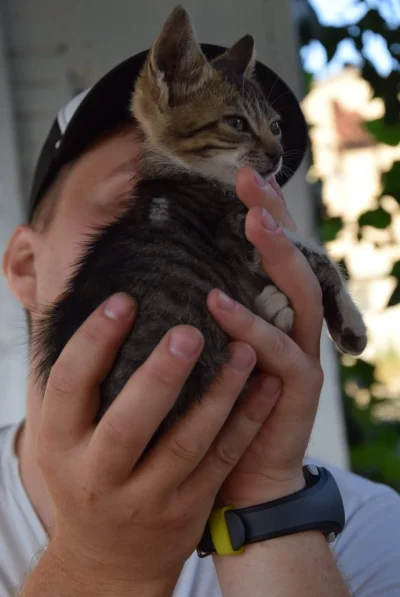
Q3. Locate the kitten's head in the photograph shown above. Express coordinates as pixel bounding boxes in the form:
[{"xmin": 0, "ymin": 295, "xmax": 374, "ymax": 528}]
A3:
[{"xmin": 132, "ymin": 5, "xmax": 283, "ymax": 186}]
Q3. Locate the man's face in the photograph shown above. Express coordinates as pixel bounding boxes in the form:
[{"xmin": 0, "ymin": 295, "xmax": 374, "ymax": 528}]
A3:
[{"xmin": 31, "ymin": 126, "xmax": 141, "ymax": 318}]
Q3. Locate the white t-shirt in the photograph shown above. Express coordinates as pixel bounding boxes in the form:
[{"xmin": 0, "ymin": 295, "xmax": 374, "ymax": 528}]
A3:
[{"xmin": 1, "ymin": 422, "xmax": 400, "ymax": 597}]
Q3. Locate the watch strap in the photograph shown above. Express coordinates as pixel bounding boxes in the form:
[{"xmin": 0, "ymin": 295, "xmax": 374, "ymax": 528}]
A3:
[{"xmin": 197, "ymin": 465, "xmax": 345, "ymax": 557}]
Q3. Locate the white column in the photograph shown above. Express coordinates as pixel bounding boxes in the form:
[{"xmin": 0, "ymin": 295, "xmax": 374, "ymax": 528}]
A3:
[{"xmin": 0, "ymin": 8, "xmax": 28, "ymax": 426}]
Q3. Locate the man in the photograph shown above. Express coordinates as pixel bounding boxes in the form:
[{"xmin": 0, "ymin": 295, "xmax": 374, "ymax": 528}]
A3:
[{"xmin": 1, "ymin": 45, "xmax": 400, "ymax": 597}]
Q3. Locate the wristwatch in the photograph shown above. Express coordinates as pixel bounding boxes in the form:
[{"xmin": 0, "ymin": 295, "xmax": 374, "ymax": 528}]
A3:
[{"xmin": 197, "ymin": 465, "xmax": 345, "ymax": 557}]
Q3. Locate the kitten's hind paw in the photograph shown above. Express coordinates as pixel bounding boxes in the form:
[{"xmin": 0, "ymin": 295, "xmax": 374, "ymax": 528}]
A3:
[{"xmin": 254, "ymin": 286, "xmax": 294, "ymax": 334}]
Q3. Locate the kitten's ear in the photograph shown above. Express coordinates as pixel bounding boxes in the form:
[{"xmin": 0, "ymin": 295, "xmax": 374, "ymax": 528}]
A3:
[
  {"xmin": 212, "ymin": 34, "xmax": 257, "ymax": 79},
  {"xmin": 147, "ymin": 5, "xmax": 212, "ymax": 105}
]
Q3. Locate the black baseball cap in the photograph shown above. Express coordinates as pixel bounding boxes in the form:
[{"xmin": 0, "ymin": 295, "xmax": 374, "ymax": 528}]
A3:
[{"xmin": 28, "ymin": 44, "xmax": 308, "ymax": 222}]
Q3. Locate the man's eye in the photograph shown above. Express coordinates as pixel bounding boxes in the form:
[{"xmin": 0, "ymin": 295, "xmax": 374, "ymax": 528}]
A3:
[
  {"xmin": 270, "ymin": 121, "xmax": 281, "ymax": 136},
  {"xmin": 225, "ymin": 116, "xmax": 248, "ymax": 133}
]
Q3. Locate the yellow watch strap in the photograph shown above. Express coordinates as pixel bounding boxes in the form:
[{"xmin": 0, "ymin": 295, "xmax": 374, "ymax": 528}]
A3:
[{"xmin": 208, "ymin": 506, "xmax": 245, "ymax": 556}]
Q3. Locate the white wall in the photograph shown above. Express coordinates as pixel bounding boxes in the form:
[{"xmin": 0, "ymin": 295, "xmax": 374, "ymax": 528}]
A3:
[{"xmin": 0, "ymin": 0, "xmax": 349, "ymax": 467}]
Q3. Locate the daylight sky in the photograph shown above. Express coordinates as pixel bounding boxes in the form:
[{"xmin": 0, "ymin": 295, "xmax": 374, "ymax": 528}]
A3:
[{"xmin": 302, "ymin": 0, "xmax": 399, "ymax": 78}]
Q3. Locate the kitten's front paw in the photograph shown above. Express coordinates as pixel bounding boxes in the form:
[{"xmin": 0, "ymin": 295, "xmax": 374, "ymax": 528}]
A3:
[
  {"xmin": 330, "ymin": 288, "xmax": 367, "ymax": 356},
  {"xmin": 254, "ymin": 286, "xmax": 294, "ymax": 333}
]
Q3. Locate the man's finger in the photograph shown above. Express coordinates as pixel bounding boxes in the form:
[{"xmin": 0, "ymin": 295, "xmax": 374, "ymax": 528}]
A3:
[
  {"xmin": 137, "ymin": 342, "xmax": 256, "ymax": 493},
  {"xmin": 88, "ymin": 325, "xmax": 204, "ymax": 486},
  {"xmin": 185, "ymin": 372, "xmax": 281, "ymax": 501},
  {"xmin": 207, "ymin": 288, "xmax": 307, "ymax": 375},
  {"xmin": 245, "ymin": 207, "xmax": 323, "ymax": 357},
  {"xmin": 41, "ymin": 293, "xmax": 137, "ymax": 449},
  {"xmin": 236, "ymin": 167, "xmax": 297, "ymax": 232},
  {"xmin": 269, "ymin": 175, "xmax": 286, "ymax": 202}
]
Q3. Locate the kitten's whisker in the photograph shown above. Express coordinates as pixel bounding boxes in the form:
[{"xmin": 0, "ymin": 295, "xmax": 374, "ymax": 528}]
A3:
[
  {"xmin": 281, "ymin": 161, "xmax": 295, "ymax": 174},
  {"xmin": 268, "ymin": 89, "xmax": 293, "ymax": 110},
  {"xmin": 282, "ymin": 154, "xmax": 302, "ymax": 169},
  {"xmin": 283, "ymin": 149, "xmax": 307, "ymax": 157},
  {"xmin": 266, "ymin": 74, "xmax": 280, "ymax": 107},
  {"xmin": 277, "ymin": 161, "xmax": 296, "ymax": 182}
]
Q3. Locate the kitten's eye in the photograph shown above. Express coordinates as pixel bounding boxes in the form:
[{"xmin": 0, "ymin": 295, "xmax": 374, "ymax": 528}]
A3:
[
  {"xmin": 270, "ymin": 121, "xmax": 281, "ymax": 136},
  {"xmin": 225, "ymin": 116, "xmax": 248, "ymax": 133}
]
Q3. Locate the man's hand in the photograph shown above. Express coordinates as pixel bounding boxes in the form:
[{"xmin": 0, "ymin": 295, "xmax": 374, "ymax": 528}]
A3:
[
  {"xmin": 208, "ymin": 168, "xmax": 350, "ymax": 597},
  {"xmin": 208, "ymin": 166, "xmax": 324, "ymax": 507},
  {"xmin": 236, "ymin": 166, "xmax": 297, "ymax": 232},
  {"xmin": 25, "ymin": 293, "xmax": 280, "ymax": 597}
]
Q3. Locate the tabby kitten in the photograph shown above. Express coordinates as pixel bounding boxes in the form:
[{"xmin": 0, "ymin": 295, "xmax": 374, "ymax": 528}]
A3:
[{"xmin": 33, "ymin": 6, "xmax": 367, "ymax": 444}]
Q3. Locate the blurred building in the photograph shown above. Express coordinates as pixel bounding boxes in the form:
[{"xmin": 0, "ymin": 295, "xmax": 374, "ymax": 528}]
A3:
[
  {"xmin": 303, "ymin": 67, "xmax": 400, "ymax": 416},
  {"xmin": 0, "ymin": 0, "xmax": 350, "ymax": 468}
]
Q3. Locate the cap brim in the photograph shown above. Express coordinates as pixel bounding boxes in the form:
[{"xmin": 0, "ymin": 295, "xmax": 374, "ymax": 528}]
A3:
[{"xmin": 29, "ymin": 44, "xmax": 308, "ymax": 221}]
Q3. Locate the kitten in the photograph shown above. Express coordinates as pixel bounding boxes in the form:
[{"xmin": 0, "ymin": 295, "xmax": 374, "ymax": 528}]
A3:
[{"xmin": 32, "ymin": 6, "xmax": 367, "ymax": 445}]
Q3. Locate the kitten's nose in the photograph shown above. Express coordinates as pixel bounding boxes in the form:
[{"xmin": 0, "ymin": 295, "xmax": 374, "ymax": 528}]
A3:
[{"xmin": 266, "ymin": 148, "xmax": 283, "ymax": 168}]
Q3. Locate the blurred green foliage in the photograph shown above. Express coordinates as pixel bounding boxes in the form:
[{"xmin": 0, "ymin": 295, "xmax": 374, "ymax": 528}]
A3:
[{"xmin": 298, "ymin": 0, "xmax": 400, "ymax": 490}]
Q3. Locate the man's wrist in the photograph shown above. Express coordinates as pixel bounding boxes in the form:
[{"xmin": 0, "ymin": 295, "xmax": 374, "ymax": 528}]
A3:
[
  {"xmin": 21, "ymin": 542, "xmax": 174, "ymax": 597},
  {"xmin": 213, "ymin": 530, "xmax": 351, "ymax": 597},
  {"xmin": 212, "ymin": 527, "xmax": 326, "ymax": 560},
  {"xmin": 219, "ymin": 472, "xmax": 306, "ymax": 509}
]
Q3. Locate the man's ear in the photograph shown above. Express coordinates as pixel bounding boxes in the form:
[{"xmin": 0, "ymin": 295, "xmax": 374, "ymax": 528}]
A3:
[
  {"xmin": 146, "ymin": 5, "xmax": 212, "ymax": 106},
  {"xmin": 2, "ymin": 225, "xmax": 39, "ymax": 311},
  {"xmin": 212, "ymin": 34, "xmax": 257, "ymax": 79}
]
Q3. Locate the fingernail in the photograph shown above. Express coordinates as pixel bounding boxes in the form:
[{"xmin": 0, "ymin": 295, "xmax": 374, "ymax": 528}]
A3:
[
  {"xmin": 254, "ymin": 171, "xmax": 276, "ymax": 193},
  {"xmin": 262, "ymin": 208, "xmax": 278, "ymax": 231},
  {"xmin": 230, "ymin": 345, "xmax": 255, "ymax": 372},
  {"xmin": 270, "ymin": 176, "xmax": 280, "ymax": 191},
  {"xmin": 260, "ymin": 375, "xmax": 282, "ymax": 396},
  {"xmin": 217, "ymin": 291, "xmax": 235, "ymax": 311},
  {"xmin": 253, "ymin": 170, "xmax": 266, "ymax": 187},
  {"xmin": 169, "ymin": 329, "xmax": 202, "ymax": 358},
  {"xmin": 104, "ymin": 293, "xmax": 134, "ymax": 320},
  {"xmin": 270, "ymin": 177, "xmax": 285, "ymax": 201}
]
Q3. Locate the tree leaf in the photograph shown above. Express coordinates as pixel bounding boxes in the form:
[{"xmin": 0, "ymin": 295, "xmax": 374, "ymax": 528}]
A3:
[
  {"xmin": 388, "ymin": 281, "xmax": 400, "ymax": 307},
  {"xmin": 358, "ymin": 207, "xmax": 391, "ymax": 229},
  {"xmin": 390, "ymin": 260, "xmax": 400, "ymax": 279},
  {"xmin": 351, "ymin": 441, "xmax": 400, "ymax": 489},
  {"xmin": 356, "ymin": 9, "xmax": 388, "ymax": 36},
  {"xmin": 364, "ymin": 119, "xmax": 400, "ymax": 146},
  {"xmin": 361, "ymin": 65, "xmax": 399, "ymax": 126},
  {"xmin": 303, "ymin": 70, "xmax": 313, "ymax": 95},
  {"xmin": 381, "ymin": 161, "xmax": 400, "ymax": 204},
  {"xmin": 341, "ymin": 358, "xmax": 376, "ymax": 388},
  {"xmin": 321, "ymin": 216, "xmax": 343, "ymax": 242},
  {"xmin": 318, "ymin": 25, "xmax": 348, "ymax": 62}
]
